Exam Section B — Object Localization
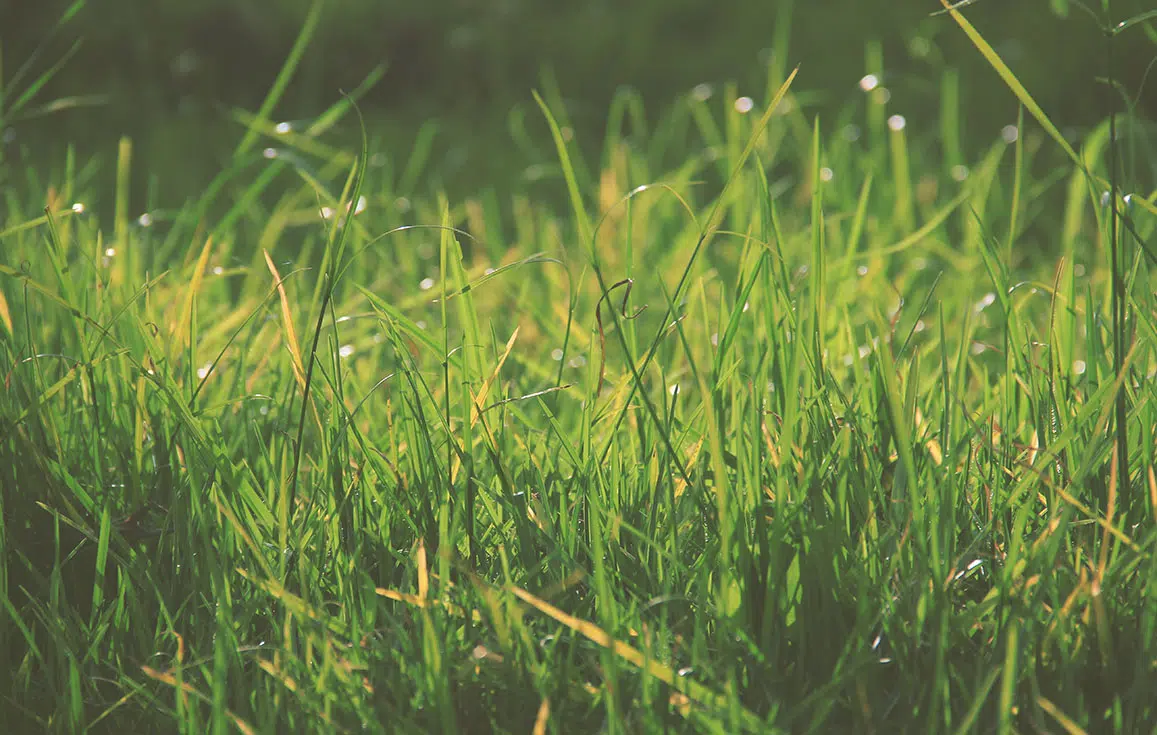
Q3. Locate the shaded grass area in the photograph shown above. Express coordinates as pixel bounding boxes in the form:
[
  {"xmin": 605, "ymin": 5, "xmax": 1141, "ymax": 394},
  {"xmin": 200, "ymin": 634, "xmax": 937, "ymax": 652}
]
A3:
[{"xmin": 2, "ymin": 2, "xmax": 1157, "ymax": 733}]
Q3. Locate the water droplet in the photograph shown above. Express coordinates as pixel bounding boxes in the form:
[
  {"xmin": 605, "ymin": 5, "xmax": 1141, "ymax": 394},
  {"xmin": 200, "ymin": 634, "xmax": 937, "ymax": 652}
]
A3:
[
  {"xmin": 419, "ymin": 277, "xmax": 435, "ymax": 291},
  {"xmin": 951, "ymin": 165, "xmax": 969, "ymax": 182},
  {"xmin": 551, "ymin": 349, "xmax": 564, "ymax": 361},
  {"xmin": 857, "ymin": 265, "xmax": 869, "ymax": 276},
  {"xmin": 339, "ymin": 344, "xmax": 354, "ymax": 359},
  {"xmin": 568, "ymin": 356, "xmax": 586, "ymax": 368},
  {"xmin": 691, "ymin": 83, "xmax": 713, "ymax": 101},
  {"xmin": 71, "ymin": 202, "xmax": 86, "ymax": 214},
  {"xmin": 873, "ymin": 88, "xmax": 892, "ymax": 104},
  {"xmin": 973, "ymin": 292, "xmax": 996, "ymax": 313},
  {"xmin": 395, "ymin": 197, "xmax": 411, "ymax": 212},
  {"xmin": 138, "ymin": 212, "xmax": 154, "ymax": 227},
  {"xmin": 1001, "ymin": 124, "xmax": 1019, "ymax": 143},
  {"xmin": 859, "ymin": 74, "xmax": 880, "ymax": 92},
  {"xmin": 734, "ymin": 96, "xmax": 754, "ymax": 114},
  {"xmin": 275, "ymin": 122, "xmax": 292, "ymax": 134},
  {"xmin": 668, "ymin": 384, "xmax": 680, "ymax": 396},
  {"xmin": 212, "ymin": 266, "xmax": 224, "ymax": 275},
  {"xmin": 887, "ymin": 115, "xmax": 906, "ymax": 132},
  {"xmin": 820, "ymin": 167, "xmax": 834, "ymax": 182},
  {"xmin": 263, "ymin": 148, "xmax": 278, "ymax": 159},
  {"xmin": 842, "ymin": 124, "xmax": 861, "ymax": 142},
  {"xmin": 197, "ymin": 363, "xmax": 212, "ymax": 379},
  {"xmin": 105, "ymin": 247, "xmax": 116, "ymax": 257},
  {"xmin": 1073, "ymin": 360, "xmax": 1087, "ymax": 375}
]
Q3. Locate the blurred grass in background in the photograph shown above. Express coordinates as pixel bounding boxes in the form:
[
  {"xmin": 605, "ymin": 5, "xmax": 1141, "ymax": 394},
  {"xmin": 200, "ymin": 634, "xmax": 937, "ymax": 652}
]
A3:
[{"xmin": 3, "ymin": 0, "xmax": 1154, "ymax": 207}]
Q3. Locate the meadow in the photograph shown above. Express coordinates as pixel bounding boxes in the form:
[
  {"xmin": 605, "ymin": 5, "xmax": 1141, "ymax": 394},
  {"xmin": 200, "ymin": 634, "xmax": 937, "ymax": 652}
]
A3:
[{"xmin": 2, "ymin": 1, "xmax": 1157, "ymax": 732}]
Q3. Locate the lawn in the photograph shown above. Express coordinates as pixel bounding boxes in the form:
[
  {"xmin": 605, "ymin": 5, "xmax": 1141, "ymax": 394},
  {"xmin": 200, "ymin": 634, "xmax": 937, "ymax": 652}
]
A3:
[{"xmin": 2, "ymin": 2, "xmax": 1157, "ymax": 733}]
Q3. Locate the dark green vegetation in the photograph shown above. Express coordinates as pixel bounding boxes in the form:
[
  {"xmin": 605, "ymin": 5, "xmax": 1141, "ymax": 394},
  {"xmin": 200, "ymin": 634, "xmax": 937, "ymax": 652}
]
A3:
[{"xmin": 3, "ymin": 1, "xmax": 1157, "ymax": 732}]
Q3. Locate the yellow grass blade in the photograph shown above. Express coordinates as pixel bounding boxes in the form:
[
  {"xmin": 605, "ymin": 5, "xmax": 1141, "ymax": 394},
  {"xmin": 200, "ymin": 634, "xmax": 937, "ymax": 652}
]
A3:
[
  {"xmin": 508, "ymin": 583, "xmax": 772, "ymax": 730},
  {"xmin": 175, "ymin": 236, "xmax": 214, "ymax": 347},
  {"xmin": 471, "ymin": 325, "xmax": 520, "ymax": 428},
  {"xmin": 140, "ymin": 665, "xmax": 257, "ymax": 735},
  {"xmin": 1037, "ymin": 696, "xmax": 1089, "ymax": 735},
  {"xmin": 0, "ymin": 287, "xmax": 12, "ymax": 334},
  {"xmin": 263, "ymin": 249, "xmax": 306, "ymax": 389}
]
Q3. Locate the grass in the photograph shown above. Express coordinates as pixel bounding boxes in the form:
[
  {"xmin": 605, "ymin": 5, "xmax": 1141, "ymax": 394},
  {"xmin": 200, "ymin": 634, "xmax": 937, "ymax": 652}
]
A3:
[{"xmin": 2, "ymin": 2, "xmax": 1157, "ymax": 732}]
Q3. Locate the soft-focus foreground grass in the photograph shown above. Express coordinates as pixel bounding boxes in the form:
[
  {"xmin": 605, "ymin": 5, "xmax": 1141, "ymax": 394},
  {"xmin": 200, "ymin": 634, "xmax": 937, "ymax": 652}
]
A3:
[{"xmin": 3, "ymin": 6, "xmax": 1157, "ymax": 734}]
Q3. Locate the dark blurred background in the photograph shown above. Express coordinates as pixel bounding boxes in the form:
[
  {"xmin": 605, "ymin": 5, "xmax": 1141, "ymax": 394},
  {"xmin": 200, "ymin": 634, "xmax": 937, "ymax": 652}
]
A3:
[{"xmin": 2, "ymin": 0, "xmax": 1154, "ymax": 204}]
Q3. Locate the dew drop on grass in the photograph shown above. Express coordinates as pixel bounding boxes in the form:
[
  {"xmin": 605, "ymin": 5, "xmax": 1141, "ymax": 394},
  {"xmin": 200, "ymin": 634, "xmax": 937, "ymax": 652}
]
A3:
[
  {"xmin": 339, "ymin": 344, "xmax": 354, "ymax": 359},
  {"xmin": 1072, "ymin": 360, "xmax": 1086, "ymax": 375},
  {"xmin": 419, "ymin": 277, "xmax": 435, "ymax": 291},
  {"xmin": 275, "ymin": 121, "xmax": 292, "ymax": 134},
  {"xmin": 951, "ymin": 165, "xmax": 969, "ymax": 182},
  {"xmin": 873, "ymin": 88, "xmax": 891, "ymax": 105},
  {"xmin": 551, "ymin": 349, "xmax": 564, "ymax": 361},
  {"xmin": 263, "ymin": 148, "xmax": 278, "ymax": 159},
  {"xmin": 887, "ymin": 115, "xmax": 906, "ymax": 132},
  {"xmin": 105, "ymin": 247, "xmax": 116, "ymax": 257},
  {"xmin": 71, "ymin": 202, "xmax": 86, "ymax": 214},
  {"xmin": 138, "ymin": 212, "xmax": 154, "ymax": 227},
  {"xmin": 859, "ymin": 74, "xmax": 879, "ymax": 92},
  {"xmin": 197, "ymin": 363, "xmax": 211, "ymax": 379},
  {"xmin": 820, "ymin": 167, "xmax": 834, "ymax": 182},
  {"xmin": 212, "ymin": 266, "xmax": 224, "ymax": 275},
  {"xmin": 691, "ymin": 83, "xmax": 713, "ymax": 101},
  {"xmin": 1001, "ymin": 124, "xmax": 1019, "ymax": 143},
  {"xmin": 734, "ymin": 96, "xmax": 754, "ymax": 114},
  {"xmin": 568, "ymin": 356, "xmax": 586, "ymax": 368},
  {"xmin": 842, "ymin": 125, "xmax": 861, "ymax": 142},
  {"xmin": 857, "ymin": 265, "xmax": 869, "ymax": 276},
  {"xmin": 973, "ymin": 292, "xmax": 996, "ymax": 314}
]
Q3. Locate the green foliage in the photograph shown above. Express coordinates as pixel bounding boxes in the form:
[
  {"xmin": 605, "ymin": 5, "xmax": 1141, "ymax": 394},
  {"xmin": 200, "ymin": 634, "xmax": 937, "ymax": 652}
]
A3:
[{"xmin": 2, "ymin": 2, "xmax": 1157, "ymax": 733}]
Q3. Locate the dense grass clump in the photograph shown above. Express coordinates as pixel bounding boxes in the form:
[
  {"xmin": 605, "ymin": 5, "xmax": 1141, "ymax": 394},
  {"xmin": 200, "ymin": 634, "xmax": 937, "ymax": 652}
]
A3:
[{"xmin": 2, "ymin": 3, "xmax": 1157, "ymax": 733}]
